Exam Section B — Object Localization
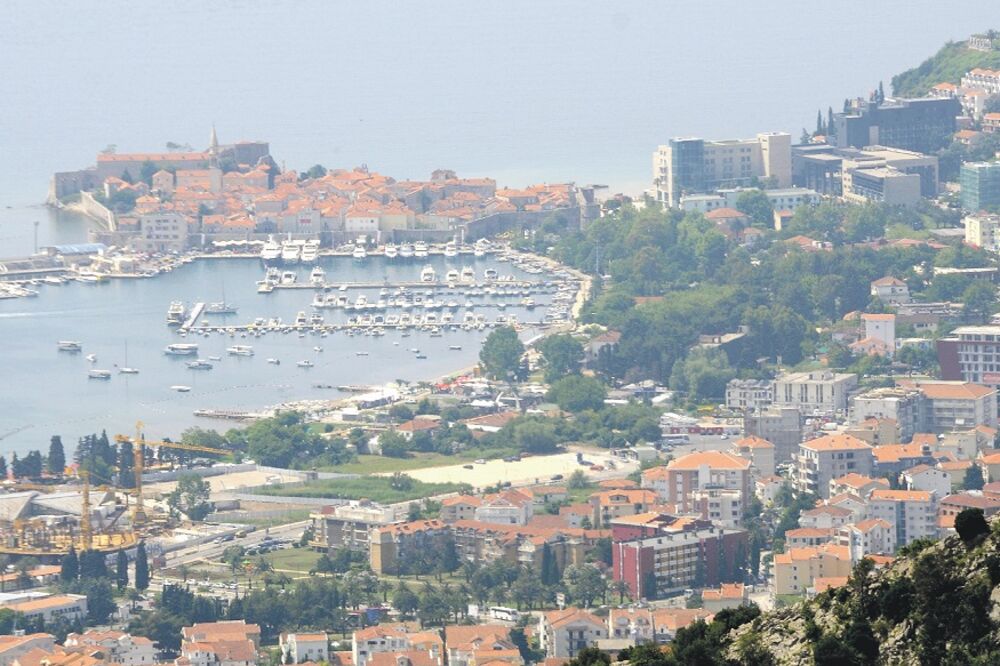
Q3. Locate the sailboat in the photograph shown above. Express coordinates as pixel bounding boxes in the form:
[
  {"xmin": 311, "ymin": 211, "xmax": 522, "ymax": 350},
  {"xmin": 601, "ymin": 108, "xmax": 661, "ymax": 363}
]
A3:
[
  {"xmin": 118, "ymin": 341, "xmax": 139, "ymax": 374},
  {"xmin": 205, "ymin": 280, "xmax": 238, "ymax": 315}
]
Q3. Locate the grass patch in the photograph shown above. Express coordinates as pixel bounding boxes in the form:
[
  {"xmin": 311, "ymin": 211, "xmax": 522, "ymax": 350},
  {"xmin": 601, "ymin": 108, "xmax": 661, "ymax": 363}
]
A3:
[
  {"xmin": 224, "ymin": 509, "xmax": 313, "ymax": 527},
  {"xmin": 256, "ymin": 476, "xmax": 471, "ymax": 503},
  {"xmin": 321, "ymin": 447, "xmax": 518, "ymax": 475},
  {"xmin": 262, "ymin": 547, "xmax": 323, "ymax": 573}
]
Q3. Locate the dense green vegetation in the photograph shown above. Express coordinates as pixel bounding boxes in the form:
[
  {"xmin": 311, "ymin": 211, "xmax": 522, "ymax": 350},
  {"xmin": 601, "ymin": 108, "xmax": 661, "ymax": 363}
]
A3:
[
  {"xmin": 553, "ymin": 202, "xmax": 992, "ymax": 400},
  {"xmin": 255, "ymin": 474, "xmax": 470, "ymax": 503},
  {"xmin": 891, "ymin": 38, "xmax": 1000, "ymax": 97}
]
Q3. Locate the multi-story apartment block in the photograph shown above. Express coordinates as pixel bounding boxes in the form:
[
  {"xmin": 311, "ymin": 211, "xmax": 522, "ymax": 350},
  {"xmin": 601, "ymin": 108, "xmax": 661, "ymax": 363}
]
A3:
[
  {"xmin": 960, "ymin": 162, "xmax": 1000, "ymax": 212},
  {"xmin": 538, "ymin": 608, "xmax": 607, "ymax": 658},
  {"xmin": 369, "ymin": 520, "xmax": 451, "ymax": 574},
  {"xmin": 836, "ymin": 519, "xmax": 896, "ymax": 560},
  {"xmin": 352, "ymin": 626, "xmax": 412, "ymax": 666},
  {"xmin": 589, "ymin": 489, "xmax": 658, "ymax": 527},
  {"xmin": 773, "ymin": 371, "xmax": 858, "ymax": 415},
  {"xmin": 910, "ymin": 380, "xmax": 998, "ymax": 430},
  {"xmin": 868, "ymin": 489, "xmax": 938, "ymax": 547},
  {"xmin": 743, "ymin": 406, "xmax": 803, "ymax": 463},
  {"xmin": 849, "ymin": 386, "xmax": 923, "ymax": 442},
  {"xmin": 606, "ymin": 608, "xmax": 655, "ymax": 643},
  {"xmin": 964, "ymin": 213, "xmax": 1000, "ymax": 251},
  {"xmin": 474, "ymin": 489, "xmax": 534, "ymax": 526},
  {"xmin": 796, "ymin": 434, "xmax": 875, "ymax": 499},
  {"xmin": 725, "ymin": 379, "xmax": 774, "ymax": 412},
  {"xmin": 643, "ymin": 452, "xmax": 751, "ymax": 511},
  {"xmin": 651, "ymin": 133, "xmax": 791, "ymax": 206},
  {"xmin": 731, "ymin": 436, "xmax": 776, "ymax": 478},
  {"xmin": 679, "ymin": 186, "xmax": 818, "ymax": 214},
  {"xmin": 63, "ymin": 631, "xmax": 156, "ymax": 666},
  {"xmin": 310, "ymin": 501, "xmax": 398, "ymax": 552},
  {"xmin": 772, "ymin": 544, "xmax": 853, "ymax": 596},
  {"xmin": 938, "ymin": 326, "xmax": 1000, "ymax": 388},
  {"xmin": 279, "ymin": 634, "xmax": 329, "ymax": 665},
  {"xmin": 833, "ymin": 97, "xmax": 959, "ymax": 155}
]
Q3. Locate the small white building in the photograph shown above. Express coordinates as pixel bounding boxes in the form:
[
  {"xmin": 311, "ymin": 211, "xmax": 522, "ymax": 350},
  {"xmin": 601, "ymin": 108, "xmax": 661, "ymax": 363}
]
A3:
[
  {"xmin": 870, "ymin": 277, "xmax": 911, "ymax": 305},
  {"xmin": 280, "ymin": 633, "xmax": 329, "ymax": 665}
]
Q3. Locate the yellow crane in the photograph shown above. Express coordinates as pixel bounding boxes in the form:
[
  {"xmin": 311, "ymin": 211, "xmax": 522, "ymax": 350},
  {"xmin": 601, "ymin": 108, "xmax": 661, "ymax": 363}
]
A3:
[{"xmin": 114, "ymin": 421, "xmax": 230, "ymax": 525}]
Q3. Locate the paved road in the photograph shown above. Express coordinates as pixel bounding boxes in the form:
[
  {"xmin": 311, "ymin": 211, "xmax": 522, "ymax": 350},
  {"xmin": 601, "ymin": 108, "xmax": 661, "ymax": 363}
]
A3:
[{"xmin": 162, "ymin": 520, "xmax": 309, "ymax": 567}]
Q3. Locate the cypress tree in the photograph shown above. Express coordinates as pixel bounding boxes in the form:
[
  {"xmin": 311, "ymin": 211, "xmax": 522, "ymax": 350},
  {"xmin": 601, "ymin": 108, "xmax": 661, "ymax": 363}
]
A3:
[
  {"xmin": 48, "ymin": 436, "xmax": 66, "ymax": 475},
  {"xmin": 827, "ymin": 106, "xmax": 836, "ymax": 137},
  {"xmin": 118, "ymin": 441, "xmax": 135, "ymax": 489},
  {"xmin": 816, "ymin": 110, "xmax": 824, "ymax": 135},
  {"xmin": 0, "ymin": 456, "xmax": 8, "ymax": 480},
  {"xmin": 61, "ymin": 546, "xmax": 79, "ymax": 582},
  {"xmin": 116, "ymin": 550, "xmax": 129, "ymax": 590},
  {"xmin": 134, "ymin": 542, "xmax": 149, "ymax": 591}
]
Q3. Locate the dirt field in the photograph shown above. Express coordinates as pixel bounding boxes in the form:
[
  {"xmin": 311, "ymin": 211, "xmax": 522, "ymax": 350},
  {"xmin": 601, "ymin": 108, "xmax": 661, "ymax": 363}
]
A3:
[
  {"xmin": 144, "ymin": 469, "xmax": 306, "ymax": 497},
  {"xmin": 394, "ymin": 450, "xmax": 638, "ymax": 490}
]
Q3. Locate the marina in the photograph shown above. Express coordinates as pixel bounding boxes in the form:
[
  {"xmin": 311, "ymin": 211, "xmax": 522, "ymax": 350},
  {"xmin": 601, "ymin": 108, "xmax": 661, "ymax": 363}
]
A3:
[{"xmin": 0, "ymin": 250, "xmax": 582, "ymax": 452}]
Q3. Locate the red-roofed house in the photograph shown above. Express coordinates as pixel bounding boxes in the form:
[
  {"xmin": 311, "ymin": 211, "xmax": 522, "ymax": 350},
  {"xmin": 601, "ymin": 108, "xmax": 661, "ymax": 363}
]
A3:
[
  {"xmin": 796, "ymin": 435, "xmax": 874, "ymax": 498},
  {"xmin": 537, "ymin": 608, "xmax": 607, "ymax": 658},
  {"xmin": 868, "ymin": 489, "xmax": 937, "ymax": 546}
]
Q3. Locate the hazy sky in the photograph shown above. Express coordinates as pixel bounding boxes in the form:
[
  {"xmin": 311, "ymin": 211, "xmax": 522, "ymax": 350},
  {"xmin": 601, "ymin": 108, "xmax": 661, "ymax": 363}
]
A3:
[{"xmin": 1, "ymin": 0, "xmax": 998, "ymax": 203}]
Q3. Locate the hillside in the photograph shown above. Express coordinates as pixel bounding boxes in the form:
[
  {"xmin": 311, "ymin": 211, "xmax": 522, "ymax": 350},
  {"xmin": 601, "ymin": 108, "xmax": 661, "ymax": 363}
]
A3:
[
  {"xmin": 892, "ymin": 38, "xmax": 1000, "ymax": 97},
  {"xmin": 721, "ymin": 513, "xmax": 1000, "ymax": 665}
]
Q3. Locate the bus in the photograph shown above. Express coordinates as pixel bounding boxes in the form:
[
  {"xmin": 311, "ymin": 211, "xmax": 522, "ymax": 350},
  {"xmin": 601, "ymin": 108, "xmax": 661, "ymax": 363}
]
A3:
[{"xmin": 488, "ymin": 606, "xmax": 520, "ymax": 622}]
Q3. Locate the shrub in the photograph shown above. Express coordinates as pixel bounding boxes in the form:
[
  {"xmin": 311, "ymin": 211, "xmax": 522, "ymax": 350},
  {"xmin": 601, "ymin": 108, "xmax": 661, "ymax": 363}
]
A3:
[{"xmin": 954, "ymin": 508, "xmax": 990, "ymax": 546}]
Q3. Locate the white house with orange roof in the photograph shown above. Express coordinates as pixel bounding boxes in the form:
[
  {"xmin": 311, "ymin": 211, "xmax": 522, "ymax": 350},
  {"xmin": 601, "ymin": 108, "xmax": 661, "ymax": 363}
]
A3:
[
  {"xmin": 826, "ymin": 493, "xmax": 870, "ymax": 522},
  {"xmin": 829, "ymin": 473, "xmax": 889, "ymax": 499},
  {"xmin": 900, "ymin": 464, "xmax": 951, "ymax": 496},
  {"xmin": 0, "ymin": 635, "xmax": 56, "ymax": 666},
  {"xmin": 444, "ymin": 625, "xmax": 514, "ymax": 666},
  {"xmin": 799, "ymin": 505, "xmax": 854, "ymax": 530},
  {"xmin": 836, "ymin": 518, "xmax": 895, "ymax": 559},
  {"xmin": 606, "ymin": 608, "xmax": 654, "ymax": 644},
  {"xmin": 772, "ymin": 544, "xmax": 852, "ymax": 596},
  {"xmin": 475, "ymin": 489, "xmax": 534, "ymax": 526},
  {"xmin": 537, "ymin": 608, "xmax": 607, "ymax": 658},
  {"xmin": 979, "ymin": 451, "xmax": 1000, "ymax": 482},
  {"xmin": 785, "ymin": 527, "xmax": 835, "ymax": 549},
  {"xmin": 701, "ymin": 583, "xmax": 748, "ymax": 613},
  {"xmin": 439, "ymin": 495, "xmax": 482, "ymax": 523},
  {"xmin": 588, "ymin": 489, "xmax": 657, "ymax": 527},
  {"xmin": 181, "ymin": 640, "xmax": 258, "ymax": 666},
  {"xmin": 649, "ymin": 609, "xmax": 714, "ymax": 644},
  {"xmin": 870, "ymin": 277, "xmax": 911, "ymax": 305},
  {"xmin": 352, "ymin": 626, "xmax": 412, "ymax": 666},
  {"xmin": 1, "ymin": 595, "xmax": 87, "ymax": 626},
  {"xmin": 279, "ymin": 634, "xmax": 328, "ymax": 665},
  {"xmin": 868, "ymin": 489, "xmax": 937, "ymax": 546},
  {"xmin": 64, "ymin": 630, "xmax": 156, "ymax": 666},
  {"xmin": 796, "ymin": 434, "xmax": 874, "ymax": 498},
  {"xmin": 731, "ymin": 436, "xmax": 775, "ymax": 477}
]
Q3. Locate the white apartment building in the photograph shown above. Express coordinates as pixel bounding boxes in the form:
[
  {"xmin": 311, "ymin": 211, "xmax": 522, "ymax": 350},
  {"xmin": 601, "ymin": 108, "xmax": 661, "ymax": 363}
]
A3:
[
  {"xmin": 868, "ymin": 489, "xmax": 938, "ymax": 547},
  {"xmin": 870, "ymin": 276, "xmax": 911, "ymax": 305},
  {"xmin": 64, "ymin": 631, "xmax": 157, "ymax": 666},
  {"xmin": 679, "ymin": 186, "xmax": 819, "ymax": 213},
  {"xmin": 538, "ymin": 608, "xmax": 608, "ymax": 658},
  {"xmin": 964, "ymin": 213, "xmax": 1000, "ymax": 251},
  {"xmin": 279, "ymin": 633, "xmax": 329, "ymax": 665},
  {"xmin": 352, "ymin": 625, "xmax": 411, "ymax": 666},
  {"xmin": 796, "ymin": 434, "xmax": 875, "ymax": 499},
  {"xmin": 774, "ymin": 371, "xmax": 858, "ymax": 414},
  {"xmin": 690, "ymin": 487, "xmax": 744, "ymax": 527},
  {"xmin": 725, "ymin": 379, "xmax": 774, "ymax": 411},
  {"xmin": 643, "ymin": 451, "xmax": 752, "ymax": 509},
  {"xmin": 836, "ymin": 519, "xmax": 896, "ymax": 559},
  {"xmin": 652, "ymin": 132, "xmax": 791, "ymax": 206}
]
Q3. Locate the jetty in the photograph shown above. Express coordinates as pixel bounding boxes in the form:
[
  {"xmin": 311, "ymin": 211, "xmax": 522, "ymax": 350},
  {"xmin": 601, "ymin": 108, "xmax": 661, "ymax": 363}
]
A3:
[{"xmin": 181, "ymin": 302, "xmax": 205, "ymax": 330}]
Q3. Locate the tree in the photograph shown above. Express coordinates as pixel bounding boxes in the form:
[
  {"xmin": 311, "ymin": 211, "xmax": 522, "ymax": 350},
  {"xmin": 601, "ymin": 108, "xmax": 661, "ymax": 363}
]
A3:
[
  {"xmin": 0, "ymin": 456, "xmax": 7, "ymax": 480},
  {"xmin": 547, "ymin": 375, "xmax": 607, "ymax": 412},
  {"xmin": 60, "ymin": 546, "xmax": 78, "ymax": 583},
  {"xmin": 567, "ymin": 469, "xmax": 589, "ymax": 490},
  {"xmin": 815, "ymin": 109, "xmax": 824, "ymax": 136},
  {"xmin": 134, "ymin": 542, "xmax": 149, "ymax": 591},
  {"xmin": 388, "ymin": 404, "xmax": 414, "ymax": 422},
  {"xmin": 537, "ymin": 334, "xmax": 585, "ymax": 382},
  {"xmin": 735, "ymin": 189, "xmax": 775, "ymax": 229},
  {"xmin": 962, "ymin": 464, "xmax": 985, "ymax": 490},
  {"xmin": 139, "ymin": 160, "xmax": 158, "ymax": 186},
  {"xmin": 562, "ymin": 564, "xmax": 606, "ymax": 608},
  {"xmin": 118, "ymin": 440, "xmax": 135, "ymax": 489},
  {"xmin": 116, "ymin": 550, "xmax": 129, "ymax": 590},
  {"xmin": 827, "ymin": 106, "xmax": 836, "ymax": 137},
  {"xmin": 509, "ymin": 418, "xmax": 559, "ymax": 454},
  {"xmin": 48, "ymin": 436, "xmax": 66, "ymax": 475},
  {"xmin": 167, "ymin": 474, "xmax": 212, "ymax": 521},
  {"xmin": 566, "ymin": 647, "xmax": 609, "ymax": 666},
  {"xmin": 84, "ymin": 580, "xmax": 116, "ymax": 625},
  {"xmin": 954, "ymin": 507, "xmax": 990, "ymax": 545},
  {"xmin": 479, "ymin": 327, "xmax": 525, "ymax": 380},
  {"xmin": 392, "ymin": 583, "xmax": 419, "ymax": 618},
  {"xmin": 79, "ymin": 550, "xmax": 108, "ymax": 580},
  {"xmin": 378, "ymin": 431, "xmax": 410, "ymax": 458},
  {"xmin": 962, "ymin": 280, "xmax": 995, "ymax": 323}
]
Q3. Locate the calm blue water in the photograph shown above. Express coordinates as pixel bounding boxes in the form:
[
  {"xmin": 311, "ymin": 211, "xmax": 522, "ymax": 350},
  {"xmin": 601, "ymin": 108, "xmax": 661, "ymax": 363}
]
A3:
[{"xmin": 0, "ymin": 256, "xmax": 546, "ymax": 454}]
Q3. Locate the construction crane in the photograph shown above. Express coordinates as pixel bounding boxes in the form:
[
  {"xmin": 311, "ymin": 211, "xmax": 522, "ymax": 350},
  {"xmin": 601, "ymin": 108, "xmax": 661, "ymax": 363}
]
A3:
[{"xmin": 114, "ymin": 421, "xmax": 230, "ymax": 525}]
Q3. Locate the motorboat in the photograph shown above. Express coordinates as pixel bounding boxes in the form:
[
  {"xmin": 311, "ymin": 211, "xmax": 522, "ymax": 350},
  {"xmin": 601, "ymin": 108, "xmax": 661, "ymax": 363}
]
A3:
[
  {"xmin": 352, "ymin": 244, "xmax": 367, "ymax": 260},
  {"xmin": 449, "ymin": 345, "xmax": 462, "ymax": 350},
  {"xmin": 260, "ymin": 236, "xmax": 282, "ymax": 264},
  {"xmin": 227, "ymin": 345, "xmax": 254, "ymax": 356},
  {"xmin": 257, "ymin": 280, "xmax": 274, "ymax": 294},
  {"xmin": 118, "ymin": 366, "xmax": 139, "ymax": 374},
  {"xmin": 166, "ymin": 301, "xmax": 186, "ymax": 325},
  {"xmin": 164, "ymin": 343, "xmax": 199, "ymax": 356},
  {"xmin": 301, "ymin": 240, "xmax": 321, "ymax": 264},
  {"xmin": 310, "ymin": 266, "xmax": 326, "ymax": 285},
  {"xmin": 443, "ymin": 240, "xmax": 458, "ymax": 258},
  {"xmin": 414, "ymin": 241, "xmax": 428, "ymax": 258},
  {"xmin": 309, "ymin": 312, "xmax": 324, "ymax": 324},
  {"xmin": 281, "ymin": 240, "xmax": 301, "ymax": 265},
  {"xmin": 186, "ymin": 359, "xmax": 214, "ymax": 370},
  {"xmin": 171, "ymin": 385, "xmax": 192, "ymax": 392},
  {"xmin": 420, "ymin": 265, "xmax": 436, "ymax": 283},
  {"xmin": 446, "ymin": 269, "xmax": 460, "ymax": 283},
  {"xmin": 356, "ymin": 351, "xmax": 369, "ymax": 356},
  {"xmin": 294, "ymin": 311, "xmax": 308, "ymax": 326},
  {"xmin": 461, "ymin": 266, "xmax": 475, "ymax": 282},
  {"xmin": 399, "ymin": 243, "xmax": 414, "ymax": 259},
  {"xmin": 280, "ymin": 271, "xmax": 297, "ymax": 285},
  {"xmin": 313, "ymin": 346, "xmax": 323, "ymax": 352},
  {"xmin": 384, "ymin": 243, "xmax": 398, "ymax": 259},
  {"xmin": 88, "ymin": 369, "xmax": 111, "ymax": 380},
  {"xmin": 58, "ymin": 340, "xmax": 82, "ymax": 352},
  {"xmin": 208, "ymin": 355, "xmax": 222, "ymax": 361},
  {"xmin": 267, "ymin": 358, "xmax": 281, "ymax": 365},
  {"xmin": 297, "ymin": 360, "xmax": 314, "ymax": 368},
  {"xmin": 85, "ymin": 353, "xmax": 98, "ymax": 363},
  {"xmin": 484, "ymin": 268, "xmax": 499, "ymax": 281}
]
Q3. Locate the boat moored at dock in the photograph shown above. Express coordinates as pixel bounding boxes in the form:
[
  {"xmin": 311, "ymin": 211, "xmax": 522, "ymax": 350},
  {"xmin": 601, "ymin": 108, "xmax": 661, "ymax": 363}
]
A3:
[{"xmin": 164, "ymin": 343, "xmax": 199, "ymax": 356}]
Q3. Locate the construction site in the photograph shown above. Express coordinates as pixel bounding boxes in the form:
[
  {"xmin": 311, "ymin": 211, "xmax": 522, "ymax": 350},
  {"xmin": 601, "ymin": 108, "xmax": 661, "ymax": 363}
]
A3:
[{"xmin": 0, "ymin": 424, "xmax": 231, "ymax": 563}]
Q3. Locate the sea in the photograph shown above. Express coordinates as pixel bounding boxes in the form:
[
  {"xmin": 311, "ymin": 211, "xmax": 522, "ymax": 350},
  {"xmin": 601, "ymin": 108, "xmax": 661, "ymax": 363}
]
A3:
[
  {"xmin": 0, "ymin": 1, "xmax": 998, "ymax": 453},
  {"xmin": 0, "ymin": 254, "xmax": 550, "ymax": 453}
]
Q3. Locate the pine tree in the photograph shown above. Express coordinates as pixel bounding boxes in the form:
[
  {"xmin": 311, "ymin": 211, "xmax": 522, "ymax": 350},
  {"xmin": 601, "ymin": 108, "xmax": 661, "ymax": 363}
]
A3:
[
  {"xmin": 79, "ymin": 550, "xmax": 108, "ymax": 580},
  {"xmin": 48, "ymin": 436, "xmax": 66, "ymax": 475},
  {"xmin": 61, "ymin": 546, "xmax": 79, "ymax": 582},
  {"xmin": 9, "ymin": 453, "xmax": 19, "ymax": 480},
  {"xmin": 827, "ymin": 106, "xmax": 836, "ymax": 137},
  {"xmin": 878, "ymin": 80, "xmax": 885, "ymax": 104},
  {"xmin": 816, "ymin": 110, "xmax": 824, "ymax": 136},
  {"xmin": 0, "ymin": 456, "xmax": 8, "ymax": 481},
  {"xmin": 116, "ymin": 550, "xmax": 129, "ymax": 590},
  {"xmin": 134, "ymin": 542, "xmax": 149, "ymax": 591}
]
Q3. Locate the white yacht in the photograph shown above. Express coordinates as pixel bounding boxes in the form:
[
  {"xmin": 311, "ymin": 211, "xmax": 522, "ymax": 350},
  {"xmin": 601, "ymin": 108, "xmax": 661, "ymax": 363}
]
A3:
[
  {"xmin": 166, "ymin": 301, "xmax": 186, "ymax": 326},
  {"xmin": 257, "ymin": 280, "xmax": 274, "ymax": 294},
  {"xmin": 446, "ymin": 269, "xmax": 460, "ymax": 283},
  {"xmin": 461, "ymin": 266, "xmax": 475, "ymax": 282},
  {"xmin": 414, "ymin": 241, "xmax": 428, "ymax": 258},
  {"xmin": 164, "ymin": 343, "xmax": 199, "ymax": 356},
  {"xmin": 384, "ymin": 243, "xmax": 398, "ymax": 259},
  {"xmin": 280, "ymin": 271, "xmax": 297, "ymax": 285},
  {"xmin": 58, "ymin": 341, "xmax": 82, "ymax": 352},
  {"xmin": 352, "ymin": 244, "xmax": 367, "ymax": 260},
  {"xmin": 281, "ymin": 240, "xmax": 301, "ymax": 265},
  {"xmin": 260, "ymin": 236, "xmax": 282, "ymax": 265},
  {"xmin": 186, "ymin": 359, "xmax": 214, "ymax": 370},
  {"xmin": 443, "ymin": 241, "xmax": 458, "ymax": 258},
  {"xmin": 420, "ymin": 265, "xmax": 436, "ymax": 283},
  {"xmin": 294, "ymin": 311, "xmax": 308, "ymax": 326},
  {"xmin": 85, "ymin": 353, "xmax": 97, "ymax": 363},
  {"xmin": 297, "ymin": 360, "xmax": 314, "ymax": 368},
  {"xmin": 227, "ymin": 345, "xmax": 254, "ymax": 356},
  {"xmin": 310, "ymin": 266, "xmax": 326, "ymax": 285},
  {"xmin": 301, "ymin": 240, "xmax": 321, "ymax": 264},
  {"xmin": 309, "ymin": 312, "xmax": 324, "ymax": 325},
  {"xmin": 88, "ymin": 369, "xmax": 111, "ymax": 380},
  {"xmin": 171, "ymin": 385, "xmax": 192, "ymax": 392},
  {"xmin": 118, "ymin": 366, "xmax": 139, "ymax": 375},
  {"xmin": 484, "ymin": 268, "xmax": 499, "ymax": 281},
  {"xmin": 353, "ymin": 294, "xmax": 369, "ymax": 310},
  {"xmin": 399, "ymin": 243, "xmax": 414, "ymax": 259},
  {"xmin": 267, "ymin": 358, "xmax": 281, "ymax": 365}
]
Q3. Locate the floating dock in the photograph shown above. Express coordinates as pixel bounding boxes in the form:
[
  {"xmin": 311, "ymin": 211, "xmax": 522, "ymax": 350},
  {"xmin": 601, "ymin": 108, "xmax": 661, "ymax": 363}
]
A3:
[{"xmin": 181, "ymin": 302, "xmax": 205, "ymax": 330}]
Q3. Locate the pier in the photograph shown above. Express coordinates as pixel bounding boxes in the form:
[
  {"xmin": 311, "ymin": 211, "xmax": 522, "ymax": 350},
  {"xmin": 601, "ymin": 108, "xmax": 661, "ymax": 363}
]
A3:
[
  {"xmin": 181, "ymin": 302, "xmax": 205, "ymax": 330},
  {"xmin": 271, "ymin": 279, "xmax": 549, "ymax": 291}
]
